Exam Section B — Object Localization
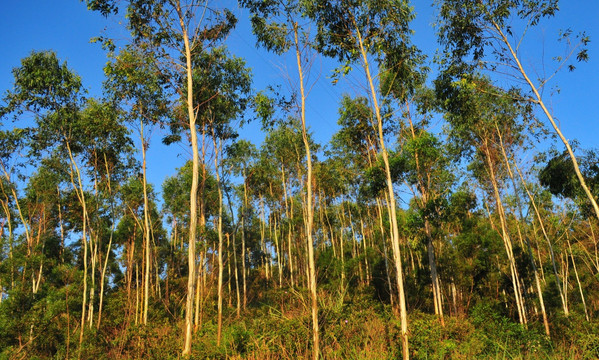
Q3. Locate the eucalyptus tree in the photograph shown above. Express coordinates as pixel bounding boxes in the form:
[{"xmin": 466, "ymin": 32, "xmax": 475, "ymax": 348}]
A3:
[
  {"xmin": 76, "ymin": 99, "xmax": 134, "ymax": 330},
  {"xmin": 261, "ymin": 120, "xmax": 310, "ymax": 286},
  {"xmin": 401, "ymin": 120, "xmax": 454, "ymax": 325},
  {"xmin": 225, "ymin": 139, "xmax": 258, "ymax": 311},
  {"xmin": 249, "ymin": 140, "xmax": 279, "ymax": 282},
  {"xmin": 0, "ymin": 157, "xmax": 77, "ymax": 359},
  {"xmin": 538, "ymin": 148, "xmax": 599, "ymax": 311},
  {"xmin": 439, "ymin": 75, "xmax": 542, "ymax": 326},
  {"xmin": 239, "ymin": 0, "xmax": 322, "ymax": 355},
  {"xmin": 162, "ymin": 160, "xmax": 219, "ymax": 329},
  {"xmin": 314, "ymin": 155, "xmax": 348, "ymax": 290},
  {"xmin": 0, "ymin": 129, "xmax": 29, "ymax": 294},
  {"xmin": 443, "ymin": 189, "xmax": 503, "ymax": 313},
  {"xmin": 1, "ymin": 51, "xmax": 134, "ymax": 352},
  {"xmin": 104, "ymin": 44, "xmax": 169, "ymax": 325},
  {"xmin": 0, "ymin": 175, "xmax": 16, "ymax": 297},
  {"xmin": 436, "ymin": 0, "xmax": 598, "ymax": 222},
  {"xmin": 306, "ymin": 1, "xmax": 424, "ymax": 356},
  {"xmin": 0, "ymin": 51, "xmax": 94, "ymax": 347},
  {"xmin": 539, "ymin": 149, "xmax": 599, "ymax": 217},
  {"xmin": 86, "ymin": 0, "xmax": 242, "ymax": 353},
  {"xmin": 116, "ymin": 176, "xmax": 166, "ymax": 325},
  {"xmin": 195, "ymin": 49, "xmax": 251, "ymax": 345},
  {"xmin": 327, "ymin": 95, "xmax": 379, "ymax": 291}
]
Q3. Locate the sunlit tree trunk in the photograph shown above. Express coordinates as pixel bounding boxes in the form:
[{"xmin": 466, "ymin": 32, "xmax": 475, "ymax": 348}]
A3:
[
  {"xmin": 496, "ymin": 126, "xmax": 550, "ymax": 334},
  {"xmin": 490, "ymin": 21, "xmax": 599, "ymax": 223},
  {"xmin": 259, "ymin": 195, "xmax": 269, "ymax": 280},
  {"xmin": 281, "ymin": 165, "xmax": 295, "ymax": 288},
  {"xmin": 406, "ymin": 115, "xmax": 444, "ymax": 326},
  {"xmin": 140, "ymin": 119, "xmax": 151, "ymax": 325},
  {"xmin": 338, "ymin": 201, "xmax": 348, "ymax": 291},
  {"xmin": 376, "ymin": 198, "xmax": 394, "ymax": 308},
  {"xmin": 232, "ymin": 230, "xmax": 241, "ymax": 317},
  {"xmin": 482, "ymin": 139, "xmax": 527, "ymax": 326},
  {"xmin": 97, "ymin": 156, "xmax": 116, "ymax": 329},
  {"xmin": 64, "ymin": 141, "xmax": 90, "ymax": 351},
  {"xmin": 213, "ymin": 136, "xmax": 224, "ymax": 346},
  {"xmin": 273, "ymin": 212, "xmax": 283, "ymax": 288},
  {"xmin": 178, "ymin": 0, "xmax": 200, "ymax": 353},
  {"xmin": 354, "ymin": 23, "xmax": 409, "ymax": 359},
  {"xmin": 567, "ymin": 232, "xmax": 589, "ymax": 321},
  {"xmin": 293, "ymin": 22, "xmax": 319, "ymax": 360},
  {"xmin": 242, "ymin": 178, "xmax": 249, "ymax": 310},
  {"xmin": 360, "ymin": 217, "xmax": 371, "ymax": 284}
]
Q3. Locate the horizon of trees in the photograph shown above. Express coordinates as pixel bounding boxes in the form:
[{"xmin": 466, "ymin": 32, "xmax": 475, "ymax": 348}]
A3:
[{"xmin": 1, "ymin": 1, "xmax": 598, "ymax": 359}]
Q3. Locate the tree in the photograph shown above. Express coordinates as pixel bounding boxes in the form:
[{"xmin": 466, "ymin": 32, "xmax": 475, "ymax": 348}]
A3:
[
  {"xmin": 439, "ymin": 75, "xmax": 542, "ymax": 326},
  {"xmin": 402, "ymin": 123, "xmax": 453, "ymax": 326},
  {"xmin": 436, "ymin": 0, "xmax": 599, "ymax": 222},
  {"xmin": 240, "ymin": 1, "xmax": 322, "ymax": 357},
  {"xmin": 86, "ymin": 0, "xmax": 239, "ymax": 353},
  {"xmin": 104, "ymin": 44, "xmax": 169, "ymax": 325},
  {"xmin": 306, "ymin": 1, "xmax": 424, "ymax": 357},
  {"xmin": 225, "ymin": 139, "xmax": 258, "ymax": 312},
  {"xmin": 1, "ymin": 51, "xmax": 134, "ymax": 353},
  {"xmin": 1, "ymin": 51, "xmax": 94, "ymax": 349}
]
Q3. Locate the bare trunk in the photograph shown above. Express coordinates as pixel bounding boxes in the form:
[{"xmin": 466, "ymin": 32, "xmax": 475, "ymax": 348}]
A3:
[
  {"xmin": 496, "ymin": 127, "xmax": 550, "ymax": 334},
  {"xmin": 492, "ymin": 20, "xmax": 599, "ymax": 223},
  {"xmin": 355, "ymin": 24, "xmax": 409, "ymax": 359},
  {"xmin": 282, "ymin": 166, "xmax": 295, "ymax": 288},
  {"xmin": 63, "ymin": 142, "xmax": 89, "ymax": 353},
  {"xmin": 483, "ymin": 141, "xmax": 527, "ymax": 326},
  {"xmin": 242, "ymin": 180, "xmax": 248, "ymax": 310},
  {"xmin": 273, "ymin": 214, "xmax": 283, "ymax": 288},
  {"xmin": 213, "ymin": 136, "xmax": 225, "ymax": 346},
  {"xmin": 360, "ymin": 217, "xmax": 371, "ymax": 284},
  {"xmin": 426, "ymin": 222, "xmax": 444, "ymax": 326},
  {"xmin": 567, "ymin": 233, "xmax": 589, "ymax": 321},
  {"xmin": 178, "ymin": 0, "xmax": 200, "ymax": 353},
  {"xmin": 259, "ymin": 196, "xmax": 269, "ymax": 280},
  {"xmin": 505, "ymin": 137, "xmax": 568, "ymax": 317},
  {"xmin": 293, "ymin": 23, "xmax": 319, "ymax": 360},
  {"xmin": 233, "ymin": 230, "xmax": 241, "ymax": 318},
  {"xmin": 97, "ymin": 157, "xmax": 116, "ymax": 329},
  {"xmin": 140, "ymin": 120, "xmax": 151, "ymax": 325},
  {"xmin": 376, "ymin": 198, "xmax": 394, "ymax": 307}
]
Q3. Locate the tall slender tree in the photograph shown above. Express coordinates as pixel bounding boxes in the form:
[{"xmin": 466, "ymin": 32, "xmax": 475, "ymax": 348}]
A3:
[
  {"xmin": 306, "ymin": 1, "xmax": 424, "ymax": 357},
  {"xmin": 86, "ymin": 0, "xmax": 240, "ymax": 353},
  {"xmin": 436, "ymin": 0, "xmax": 598, "ymax": 221},
  {"xmin": 240, "ymin": 1, "xmax": 322, "ymax": 357}
]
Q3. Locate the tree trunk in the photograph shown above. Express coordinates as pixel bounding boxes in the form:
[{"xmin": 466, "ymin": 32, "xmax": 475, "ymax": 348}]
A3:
[
  {"xmin": 232, "ymin": 230, "xmax": 241, "ymax": 318},
  {"xmin": 505, "ymin": 138, "xmax": 568, "ymax": 317},
  {"xmin": 567, "ymin": 232, "xmax": 589, "ymax": 321},
  {"xmin": 281, "ymin": 166, "xmax": 295, "ymax": 288},
  {"xmin": 97, "ymin": 157, "xmax": 116, "ymax": 329},
  {"xmin": 492, "ymin": 20, "xmax": 599, "ymax": 223},
  {"xmin": 242, "ymin": 179, "xmax": 249, "ymax": 310},
  {"xmin": 354, "ymin": 24, "xmax": 409, "ymax": 359},
  {"xmin": 213, "ymin": 135, "xmax": 225, "ymax": 346},
  {"xmin": 483, "ymin": 140, "xmax": 527, "ymax": 326},
  {"xmin": 178, "ymin": 0, "xmax": 200, "ymax": 353},
  {"xmin": 293, "ymin": 23, "xmax": 319, "ymax": 360},
  {"xmin": 140, "ymin": 120, "xmax": 151, "ymax": 325}
]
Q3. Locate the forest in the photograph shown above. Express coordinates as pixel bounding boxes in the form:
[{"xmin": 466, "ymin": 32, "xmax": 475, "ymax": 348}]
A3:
[{"xmin": 0, "ymin": 0, "xmax": 598, "ymax": 359}]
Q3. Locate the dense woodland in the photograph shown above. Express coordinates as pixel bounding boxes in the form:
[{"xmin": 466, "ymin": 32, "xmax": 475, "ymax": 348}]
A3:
[{"xmin": 1, "ymin": 0, "xmax": 599, "ymax": 359}]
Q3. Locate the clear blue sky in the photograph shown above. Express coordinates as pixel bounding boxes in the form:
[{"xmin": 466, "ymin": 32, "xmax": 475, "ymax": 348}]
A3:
[{"xmin": 1, "ymin": 0, "xmax": 598, "ymax": 192}]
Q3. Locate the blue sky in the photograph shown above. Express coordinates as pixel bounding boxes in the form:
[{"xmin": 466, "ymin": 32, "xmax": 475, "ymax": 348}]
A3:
[{"xmin": 1, "ymin": 0, "xmax": 598, "ymax": 193}]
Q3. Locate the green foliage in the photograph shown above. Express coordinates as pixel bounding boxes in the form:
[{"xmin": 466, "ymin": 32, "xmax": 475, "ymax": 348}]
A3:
[
  {"xmin": 1, "ymin": 3, "xmax": 599, "ymax": 360},
  {"xmin": 539, "ymin": 148, "xmax": 599, "ymax": 216},
  {"xmin": 307, "ymin": 0, "xmax": 424, "ymax": 102},
  {"xmin": 361, "ymin": 151, "xmax": 406, "ymax": 197}
]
